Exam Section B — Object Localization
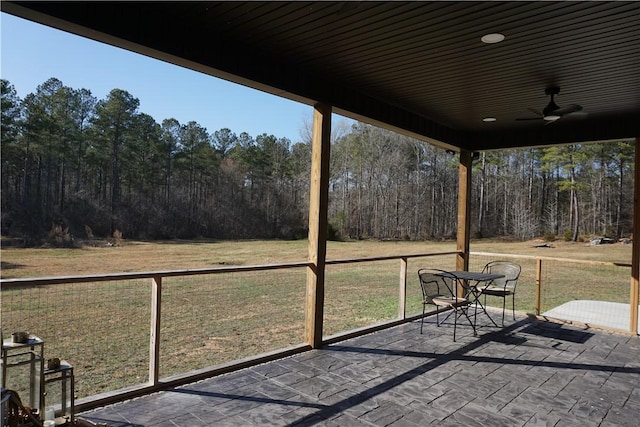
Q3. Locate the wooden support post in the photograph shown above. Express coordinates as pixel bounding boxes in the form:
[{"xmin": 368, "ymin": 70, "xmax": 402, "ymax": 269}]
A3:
[
  {"xmin": 535, "ymin": 259, "xmax": 542, "ymax": 315},
  {"xmin": 305, "ymin": 103, "xmax": 332, "ymax": 348},
  {"xmin": 457, "ymin": 150, "xmax": 472, "ymax": 272},
  {"xmin": 630, "ymin": 137, "xmax": 639, "ymax": 334},
  {"xmin": 399, "ymin": 257, "xmax": 408, "ymax": 319},
  {"xmin": 149, "ymin": 275, "xmax": 162, "ymax": 385}
]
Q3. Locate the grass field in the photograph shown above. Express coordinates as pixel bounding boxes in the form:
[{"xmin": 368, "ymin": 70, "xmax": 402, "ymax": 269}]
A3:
[
  {"xmin": 0, "ymin": 237, "xmax": 631, "ymax": 279},
  {"xmin": 0, "ymin": 238, "xmax": 634, "ymax": 399}
]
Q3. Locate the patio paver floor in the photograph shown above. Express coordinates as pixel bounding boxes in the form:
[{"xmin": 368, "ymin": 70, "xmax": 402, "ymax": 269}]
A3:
[{"xmin": 78, "ymin": 312, "xmax": 640, "ymax": 426}]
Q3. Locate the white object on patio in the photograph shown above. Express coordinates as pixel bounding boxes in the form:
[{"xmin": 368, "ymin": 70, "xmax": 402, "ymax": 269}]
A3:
[{"xmin": 542, "ymin": 300, "xmax": 640, "ymax": 332}]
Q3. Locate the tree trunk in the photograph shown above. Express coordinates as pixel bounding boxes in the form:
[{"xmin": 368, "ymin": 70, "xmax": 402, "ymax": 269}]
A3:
[
  {"xmin": 616, "ymin": 159, "xmax": 624, "ymax": 239},
  {"xmin": 478, "ymin": 152, "xmax": 486, "ymax": 237},
  {"xmin": 59, "ymin": 157, "xmax": 66, "ymax": 213},
  {"xmin": 571, "ymin": 170, "xmax": 579, "ymax": 241}
]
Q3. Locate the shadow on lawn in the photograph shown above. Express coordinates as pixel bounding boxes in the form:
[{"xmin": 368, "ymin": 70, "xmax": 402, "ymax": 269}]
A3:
[{"xmin": 1, "ymin": 261, "xmax": 25, "ymax": 270}]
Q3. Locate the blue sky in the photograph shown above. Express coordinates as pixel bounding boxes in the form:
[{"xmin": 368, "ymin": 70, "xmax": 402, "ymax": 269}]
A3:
[{"xmin": 1, "ymin": 13, "xmax": 326, "ymax": 143}]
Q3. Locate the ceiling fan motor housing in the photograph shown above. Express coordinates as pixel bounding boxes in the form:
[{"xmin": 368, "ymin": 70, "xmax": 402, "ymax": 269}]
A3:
[
  {"xmin": 543, "ymin": 100, "xmax": 560, "ymax": 117},
  {"xmin": 543, "ymin": 86, "xmax": 561, "ymax": 118},
  {"xmin": 545, "ymin": 86, "xmax": 560, "ymax": 96}
]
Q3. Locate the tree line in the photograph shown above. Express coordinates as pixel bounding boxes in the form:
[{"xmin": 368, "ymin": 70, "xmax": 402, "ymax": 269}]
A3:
[{"xmin": 1, "ymin": 78, "xmax": 635, "ymax": 245}]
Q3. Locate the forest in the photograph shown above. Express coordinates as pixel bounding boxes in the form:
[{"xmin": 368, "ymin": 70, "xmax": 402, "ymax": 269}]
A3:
[{"xmin": 1, "ymin": 78, "xmax": 636, "ymax": 245}]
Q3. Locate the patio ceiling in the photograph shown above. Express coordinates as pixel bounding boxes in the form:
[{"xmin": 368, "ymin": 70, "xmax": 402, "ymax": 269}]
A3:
[{"xmin": 3, "ymin": 1, "xmax": 639, "ymax": 151}]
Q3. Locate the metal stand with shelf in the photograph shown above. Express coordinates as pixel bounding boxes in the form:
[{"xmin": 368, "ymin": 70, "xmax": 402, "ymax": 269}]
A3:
[
  {"xmin": 1, "ymin": 335, "xmax": 45, "ymax": 417},
  {"xmin": 44, "ymin": 361, "xmax": 75, "ymax": 425}
]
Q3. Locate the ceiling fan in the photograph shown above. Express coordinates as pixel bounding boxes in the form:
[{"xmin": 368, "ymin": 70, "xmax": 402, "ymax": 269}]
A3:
[{"xmin": 517, "ymin": 86, "xmax": 586, "ymax": 123}]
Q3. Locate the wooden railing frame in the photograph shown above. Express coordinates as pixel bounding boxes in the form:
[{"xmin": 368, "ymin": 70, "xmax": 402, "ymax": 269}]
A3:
[
  {"xmin": 469, "ymin": 251, "xmax": 635, "ymax": 334},
  {"xmin": 149, "ymin": 275, "xmax": 162, "ymax": 386},
  {"xmin": 1, "ymin": 249, "xmax": 636, "ymax": 413},
  {"xmin": 535, "ymin": 258, "xmax": 542, "ymax": 316},
  {"xmin": 0, "ymin": 262, "xmax": 313, "ymax": 288},
  {"xmin": 399, "ymin": 257, "xmax": 408, "ymax": 319},
  {"xmin": 470, "ymin": 251, "xmax": 633, "ymax": 268},
  {"xmin": 0, "ymin": 251, "xmax": 458, "ymax": 412},
  {"xmin": 325, "ymin": 251, "xmax": 461, "ymax": 322}
]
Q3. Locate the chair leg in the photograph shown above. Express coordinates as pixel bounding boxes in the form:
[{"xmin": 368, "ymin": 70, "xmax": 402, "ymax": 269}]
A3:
[
  {"xmin": 440, "ymin": 308, "xmax": 455, "ymax": 325},
  {"xmin": 473, "ymin": 297, "xmax": 479, "ymax": 331},
  {"xmin": 501, "ymin": 296, "xmax": 506, "ymax": 326},
  {"xmin": 452, "ymin": 307, "xmax": 457, "ymax": 342},
  {"xmin": 512, "ymin": 294, "xmax": 516, "ymax": 320},
  {"xmin": 421, "ymin": 305, "xmax": 425, "ymax": 334},
  {"xmin": 461, "ymin": 305, "xmax": 476, "ymax": 335}
]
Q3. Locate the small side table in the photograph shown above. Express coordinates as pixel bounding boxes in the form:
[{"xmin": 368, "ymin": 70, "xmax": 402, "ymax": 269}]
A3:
[{"xmin": 43, "ymin": 360, "xmax": 75, "ymax": 425}]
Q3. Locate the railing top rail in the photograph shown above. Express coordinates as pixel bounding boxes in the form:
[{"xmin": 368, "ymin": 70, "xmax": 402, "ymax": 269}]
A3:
[
  {"xmin": 326, "ymin": 251, "xmax": 461, "ymax": 265},
  {"xmin": 2, "ymin": 250, "xmax": 630, "ymax": 288},
  {"xmin": 470, "ymin": 251, "xmax": 632, "ymax": 268},
  {"xmin": 0, "ymin": 261, "xmax": 313, "ymax": 287},
  {"xmin": 0, "ymin": 251, "xmax": 462, "ymax": 287}
]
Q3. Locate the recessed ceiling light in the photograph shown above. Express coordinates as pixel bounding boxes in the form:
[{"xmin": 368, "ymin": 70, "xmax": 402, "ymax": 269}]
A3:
[
  {"xmin": 481, "ymin": 33, "xmax": 505, "ymax": 44},
  {"xmin": 482, "ymin": 117, "xmax": 497, "ymax": 122}
]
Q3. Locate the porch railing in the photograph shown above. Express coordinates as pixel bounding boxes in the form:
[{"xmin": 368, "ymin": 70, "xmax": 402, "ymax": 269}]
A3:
[
  {"xmin": 0, "ymin": 251, "xmax": 457, "ymax": 412},
  {"xmin": 1, "ymin": 250, "xmax": 635, "ymax": 414},
  {"xmin": 469, "ymin": 252, "xmax": 635, "ymax": 334}
]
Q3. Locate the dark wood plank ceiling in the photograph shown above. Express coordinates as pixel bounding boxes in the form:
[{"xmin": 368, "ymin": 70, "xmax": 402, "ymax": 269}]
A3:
[{"xmin": 3, "ymin": 1, "xmax": 639, "ymax": 151}]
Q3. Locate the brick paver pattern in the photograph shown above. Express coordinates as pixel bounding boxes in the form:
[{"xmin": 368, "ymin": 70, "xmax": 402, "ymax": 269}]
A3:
[{"xmin": 79, "ymin": 312, "xmax": 640, "ymax": 426}]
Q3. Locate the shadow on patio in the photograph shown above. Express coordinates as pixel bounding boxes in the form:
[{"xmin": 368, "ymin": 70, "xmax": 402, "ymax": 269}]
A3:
[{"xmin": 78, "ymin": 312, "xmax": 640, "ymax": 426}]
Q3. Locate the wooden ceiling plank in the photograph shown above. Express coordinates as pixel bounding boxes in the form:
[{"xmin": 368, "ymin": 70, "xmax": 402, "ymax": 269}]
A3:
[{"xmin": 2, "ymin": 1, "xmax": 638, "ymax": 149}]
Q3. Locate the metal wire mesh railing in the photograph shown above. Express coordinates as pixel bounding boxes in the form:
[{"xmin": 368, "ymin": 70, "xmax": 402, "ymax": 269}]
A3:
[
  {"xmin": 469, "ymin": 252, "xmax": 635, "ymax": 334},
  {"xmin": 1, "ymin": 279, "xmax": 152, "ymax": 398},
  {"xmin": 158, "ymin": 268, "xmax": 307, "ymax": 378}
]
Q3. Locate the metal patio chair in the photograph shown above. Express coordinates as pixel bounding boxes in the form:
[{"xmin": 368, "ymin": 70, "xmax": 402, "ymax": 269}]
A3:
[
  {"xmin": 478, "ymin": 261, "xmax": 522, "ymax": 326},
  {"xmin": 418, "ymin": 268, "xmax": 476, "ymax": 341}
]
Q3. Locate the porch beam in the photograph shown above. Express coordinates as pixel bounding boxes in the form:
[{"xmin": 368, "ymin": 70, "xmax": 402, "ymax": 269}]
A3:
[
  {"xmin": 456, "ymin": 150, "xmax": 472, "ymax": 271},
  {"xmin": 305, "ymin": 103, "xmax": 332, "ymax": 348},
  {"xmin": 631, "ymin": 137, "xmax": 639, "ymax": 333}
]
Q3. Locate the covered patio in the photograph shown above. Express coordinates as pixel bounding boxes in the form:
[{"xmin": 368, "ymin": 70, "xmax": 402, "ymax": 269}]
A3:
[
  {"xmin": 1, "ymin": 1, "xmax": 639, "ymax": 424},
  {"xmin": 78, "ymin": 312, "xmax": 639, "ymax": 426}
]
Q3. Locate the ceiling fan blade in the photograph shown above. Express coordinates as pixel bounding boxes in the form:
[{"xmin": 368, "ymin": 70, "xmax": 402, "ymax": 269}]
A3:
[
  {"xmin": 564, "ymin": 110, "xmax": 589, "ymax": 120},
  {"xmin": 552, "ymin": 104, "xmax": 583, "ymax": 116},
  {"xmin": 546, "ymin": 109, "xmax": 588, "ymax": 125},
  {"xmin": 516, "ymin": 107, "xmax": 544, "ymax": 120},
  {"xmin": 527, "ymin": 107, "xmax": 543, "ymax": 117}
]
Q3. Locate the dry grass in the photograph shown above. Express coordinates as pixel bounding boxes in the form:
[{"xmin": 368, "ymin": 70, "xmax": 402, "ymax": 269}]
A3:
[{"xmin": 0, "ymin": 237, "xmax": 631, "ymax": 279}]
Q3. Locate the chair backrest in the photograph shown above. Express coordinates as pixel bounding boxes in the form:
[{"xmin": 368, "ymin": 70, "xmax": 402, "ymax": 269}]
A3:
[
  {"xmin": 482, "ymin": 261, "xmax": 521, "ymax": 290},
  {"xmin": 417, "ymin": 268, "xmax": 456, "ymax": 303}
]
